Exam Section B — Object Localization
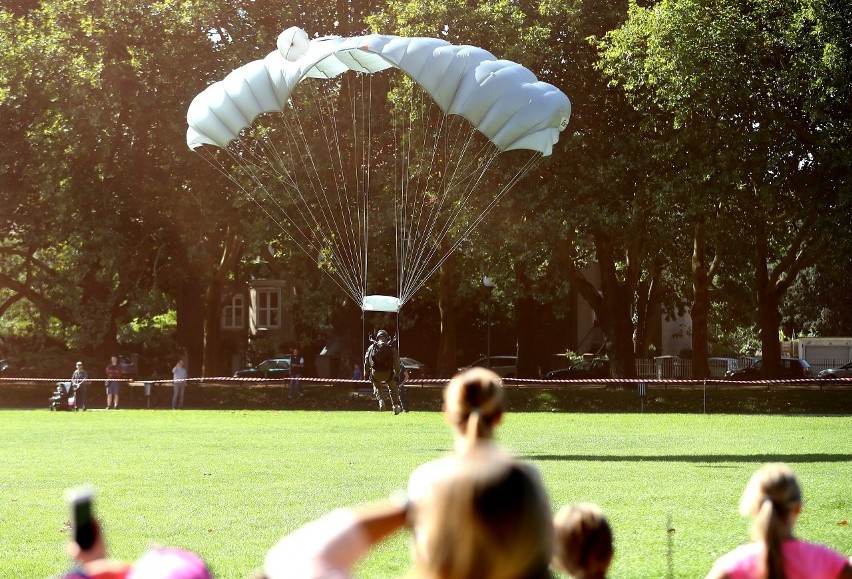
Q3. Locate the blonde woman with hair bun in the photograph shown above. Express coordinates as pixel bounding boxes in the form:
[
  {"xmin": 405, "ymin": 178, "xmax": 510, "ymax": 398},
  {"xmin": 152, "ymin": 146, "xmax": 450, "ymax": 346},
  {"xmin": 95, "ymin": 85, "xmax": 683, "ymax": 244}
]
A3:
[
  {"xmin": 262, "ymin": 452, "xmax": 554, "ymax": 579},
  {"xmin": 407, "ymin": 367, "xmax": 507, "ymax": 501},
  {"xmin": 411, "ymin": 451, "xmax": 554, "ymax": 579},
  {"xmin": 706, "ymin": 463, "xmax": 852, "ymax": 579}
]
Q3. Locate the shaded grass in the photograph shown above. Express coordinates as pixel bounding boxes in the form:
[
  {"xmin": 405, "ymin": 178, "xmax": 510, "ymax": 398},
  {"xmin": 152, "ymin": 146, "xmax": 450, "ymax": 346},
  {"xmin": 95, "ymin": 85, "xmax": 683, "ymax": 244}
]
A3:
[{"xmin": 1, "ymin": 410, "xmax": 850, "ymax": 578}]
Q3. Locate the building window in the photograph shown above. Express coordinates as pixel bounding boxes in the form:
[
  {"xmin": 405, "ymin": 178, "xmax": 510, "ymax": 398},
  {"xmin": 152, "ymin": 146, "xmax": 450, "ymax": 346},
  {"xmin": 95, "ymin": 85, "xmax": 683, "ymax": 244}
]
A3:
[
  {"xmin": 256, "ymin": 288, "xmax": 280, "ymax": 329},
  {"xmin": 222, "ymin": 294, "xmax": 245, "ymax": 330}
]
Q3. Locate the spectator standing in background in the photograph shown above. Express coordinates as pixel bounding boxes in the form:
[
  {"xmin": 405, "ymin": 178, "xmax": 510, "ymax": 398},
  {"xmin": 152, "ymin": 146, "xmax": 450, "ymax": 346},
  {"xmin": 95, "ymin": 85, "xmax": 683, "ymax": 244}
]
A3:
[
  {"xmin": 104, "ymin": 356, "xmax": 122, "ymax": 410},
  {"xmin": 289, "ymin": 348, "xmax": 304, "ymax": 399},
  {"xmin": 71, "ymin": 362, "xmax": 88, "ymax": 412},
  {"xmin": 172, "ymin": 359, "xmax": 187, "ymax": 410}
]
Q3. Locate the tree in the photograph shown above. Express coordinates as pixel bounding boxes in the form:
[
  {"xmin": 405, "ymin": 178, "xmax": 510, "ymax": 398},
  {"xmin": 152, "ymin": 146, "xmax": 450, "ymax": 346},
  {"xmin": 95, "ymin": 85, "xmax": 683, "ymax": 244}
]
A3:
[
  {"xmin": 370, "ymin": 0, "xmax": 684, "ymax": 378},
  {"xmin": 597, "ymin": 0, "xmax": 852, "ymax": 376}
]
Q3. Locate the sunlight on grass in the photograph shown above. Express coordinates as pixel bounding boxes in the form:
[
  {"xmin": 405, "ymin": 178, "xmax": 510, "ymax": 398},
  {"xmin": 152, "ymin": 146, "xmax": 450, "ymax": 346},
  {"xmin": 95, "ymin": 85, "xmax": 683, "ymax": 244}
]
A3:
[{"xmin": 1, "ymin": 411, "xmax": 850, "ymax": 577}]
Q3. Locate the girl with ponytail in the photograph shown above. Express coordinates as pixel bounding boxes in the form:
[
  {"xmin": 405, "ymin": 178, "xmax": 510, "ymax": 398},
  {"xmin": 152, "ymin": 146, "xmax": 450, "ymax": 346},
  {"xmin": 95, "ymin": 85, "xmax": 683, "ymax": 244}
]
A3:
[
  {"xmin": 407, "ymin": 367, "xmax": 508, "ymax": 501},
  {"xmin": 706, "ymin": 463, "xmax": 852, "ymax": 579}
]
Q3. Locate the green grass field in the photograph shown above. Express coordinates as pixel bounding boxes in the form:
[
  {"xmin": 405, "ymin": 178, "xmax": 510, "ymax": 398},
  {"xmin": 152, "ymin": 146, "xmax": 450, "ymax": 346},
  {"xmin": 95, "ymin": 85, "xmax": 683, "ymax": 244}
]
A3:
[{"xmin": 1, "ymin": 410, "xmax": 850, "ymax": 578}]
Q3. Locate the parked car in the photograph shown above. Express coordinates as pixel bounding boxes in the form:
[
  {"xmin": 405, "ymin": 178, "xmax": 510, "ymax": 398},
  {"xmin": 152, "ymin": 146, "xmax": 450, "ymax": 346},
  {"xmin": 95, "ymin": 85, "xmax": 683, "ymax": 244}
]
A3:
[
  {"xmin": 546, "ymin": 358, "xmax": 610, "ymax": 380},
  {"xmin": 818, "ymin": 361, "xmax": 852, "ymax": 379},
  {"xmin": 725, "ymin": 357, "xmax": 812, "ymax": 380},
  {"xmin": 234, "ymin": 358, "xmax": 291, "ymax": 379},
  {"xmin": 707, "ymin": 357, "xmax": 738, "ymax": 378},
  {"xmin": 459, "ymin": 355, "xmax": 518, "ymax": 378},
  {"xmin": 0, "ymin": 358, "xmax": 9, "ymax": 374},
  {"xmin": 399, "ymin": 357, "xmax": 429, "ymax": 380}
]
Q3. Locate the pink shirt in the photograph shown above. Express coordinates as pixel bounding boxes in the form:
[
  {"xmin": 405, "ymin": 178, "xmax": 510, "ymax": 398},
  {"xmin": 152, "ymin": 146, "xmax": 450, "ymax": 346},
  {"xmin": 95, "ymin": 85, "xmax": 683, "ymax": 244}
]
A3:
[{"xmin": 710, "ymin": 539, "xmax": 849, "ymax": 579}]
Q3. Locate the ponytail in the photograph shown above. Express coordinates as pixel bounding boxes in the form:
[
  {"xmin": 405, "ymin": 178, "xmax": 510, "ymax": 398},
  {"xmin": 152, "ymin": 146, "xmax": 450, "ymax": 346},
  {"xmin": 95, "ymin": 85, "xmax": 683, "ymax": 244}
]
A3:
[
  {"xmin": 444, "ymin": 368, "xmax": 504, "ymax": 444},
  {"xmin": 752, "ymin": 498, "xmax": 787, "ymax": 579},
  {"xmin": 465, "ymin": 408, "xmax": 483, "ymax": 447},
  {"xmin": 739, "ymin": 464, "xmax": 802, "ymax": 579}
]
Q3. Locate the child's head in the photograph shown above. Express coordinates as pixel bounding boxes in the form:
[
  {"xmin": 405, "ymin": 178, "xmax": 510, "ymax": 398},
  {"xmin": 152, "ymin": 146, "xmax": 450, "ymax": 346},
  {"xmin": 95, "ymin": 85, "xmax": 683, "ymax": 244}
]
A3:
[
  {"xmin": 413, "ymin": 452, "xmax": 553, "ymax": 579},
  {"xmin": 739, "ymin": 462, "xmax": 802, "ymax": 520},
  {"xmin": 553, "ymin": 503, "xmax": 613, "ymax": 579},
  {"xmin": 738, "ymin": 463, "xmax": 802, "ymax": 578},
  {"xmin": 129, "ymin": 547, "xmax": 212, "ymax": 579},
  {"xmin": 443, "ymin": 367, "xmax": 504, "ymax": 446}
]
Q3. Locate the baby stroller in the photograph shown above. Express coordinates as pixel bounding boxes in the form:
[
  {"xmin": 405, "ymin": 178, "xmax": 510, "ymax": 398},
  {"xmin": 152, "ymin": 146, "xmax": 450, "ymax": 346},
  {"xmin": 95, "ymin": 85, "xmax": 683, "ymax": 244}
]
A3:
[{"xmin": 49, "ymin": 381, "xmax": 77, "ymax": 411}]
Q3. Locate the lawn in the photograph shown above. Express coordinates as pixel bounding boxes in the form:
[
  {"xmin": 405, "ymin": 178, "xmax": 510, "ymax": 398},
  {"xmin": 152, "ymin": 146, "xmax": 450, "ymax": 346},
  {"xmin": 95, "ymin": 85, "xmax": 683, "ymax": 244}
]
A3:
[{"xmin": 1, "ymin": 410, "xmax": 850, "ymax": 578}]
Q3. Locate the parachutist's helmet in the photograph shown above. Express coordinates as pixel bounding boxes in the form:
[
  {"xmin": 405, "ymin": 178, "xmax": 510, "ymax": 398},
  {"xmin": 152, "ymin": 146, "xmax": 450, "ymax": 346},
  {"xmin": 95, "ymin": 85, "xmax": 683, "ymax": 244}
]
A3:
[{"xmin": 376, "ymin": 330, "xmax": 389, "ymax": 342}]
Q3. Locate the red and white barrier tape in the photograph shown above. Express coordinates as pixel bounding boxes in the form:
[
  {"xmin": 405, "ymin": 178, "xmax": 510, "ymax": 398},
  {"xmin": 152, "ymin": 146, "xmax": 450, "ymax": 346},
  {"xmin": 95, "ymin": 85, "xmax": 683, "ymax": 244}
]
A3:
[{"xmin": 2, "ymin": 376, "xmax": 851, "ymax": 386}]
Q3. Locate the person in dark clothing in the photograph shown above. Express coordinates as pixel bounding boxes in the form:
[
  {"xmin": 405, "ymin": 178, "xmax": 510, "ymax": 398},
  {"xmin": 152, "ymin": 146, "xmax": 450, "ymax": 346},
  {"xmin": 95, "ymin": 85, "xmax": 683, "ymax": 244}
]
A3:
[
  {"xmin": 71, "ymin": 362, "xmax": 88, "ymax": 412},
  {"xmin": 364, "ymin": 330, "xmax": 404, "ymax": 414},
  {"xmin": 104, "ymin": 356, "xmax": 122, "ymax": 410},
  {"xmin": 289, "ymin": 348, "xmax": 304, "ymax": 399}
]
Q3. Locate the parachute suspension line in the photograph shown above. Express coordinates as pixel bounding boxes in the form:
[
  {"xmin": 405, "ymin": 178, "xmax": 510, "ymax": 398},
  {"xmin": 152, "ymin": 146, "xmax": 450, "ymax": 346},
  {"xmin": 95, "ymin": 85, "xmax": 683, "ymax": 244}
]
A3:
[
  {"xmin": 404, "ymin": 151, "xmax": 542, "ymax": 302},
  {"xmin": 318, "ymin": 80, "xmax": 360, "ymax": 297},
  {"xmin": 360, "ymin": 73, "xmax": 370, "ymax": 308},
  {"xmin": 193, "ymin": 147, "xmax": 361, "ymax": 305},
  {"xmin": 272, "ymin": 83, "xmax": 364, "ymax": 302},
  {"xmin": 397, "ymin": 87, "xmax": 455, "ymax": 306},
  {"xmin": 393, "ymin": 87, "xmax": 402, "ymax": 303},
  {"xmin": 291, "ymin": 89, "xmax": 363, "ymax": 296},
  {"xmin": 397, "ymin": 100, "xmax": 504, "ymax": 305},
  {"xmin": 364, "ymin": 73, "xmax": 374, "ymax": 306},
  {"xmin": 401, "ymin": 94, "xmax": 449, "ymax": 288},
  {"xmin": 223, "ymin": 83, "xmax": 364, "ymax": 304},
  {"xmin": 318, "ymin": 77, "xmax": 365, "ymax": 302},
  {"xmin": 358, "ymin": 76, "xmax": 370, "ymax": 302},
  {"xmin": 400, "ymin": 114, "xmax": 486, "ymax": 300},
  {"xmin": 270, "ymin": 105, "xmax": 364, "ymax": 299},
  {"xmin": 241, "ymin": 142, "xmax": 363, "ymax": 305},
  {"xmin": 396, "ymin": 82, "xmax": 424, "ymax": 306}
]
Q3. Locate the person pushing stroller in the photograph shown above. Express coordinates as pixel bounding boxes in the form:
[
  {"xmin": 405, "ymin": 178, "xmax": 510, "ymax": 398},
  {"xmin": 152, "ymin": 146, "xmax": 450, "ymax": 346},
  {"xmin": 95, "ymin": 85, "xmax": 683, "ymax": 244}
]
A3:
[{"xmin": 364, "ymin": 330, "xmax": 405, "ymax": 415}]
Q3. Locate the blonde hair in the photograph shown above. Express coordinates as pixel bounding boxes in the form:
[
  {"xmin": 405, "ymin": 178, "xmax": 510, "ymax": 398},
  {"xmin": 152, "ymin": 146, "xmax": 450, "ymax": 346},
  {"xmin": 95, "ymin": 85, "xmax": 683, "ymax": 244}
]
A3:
[
  {"xmin": 738, "ymin": 463, "xmax": 802, "ymax": 579},
  {"xmin": 413, "ymin": 452, "xmax": 553, "ymax": 579},
  {"xmin": 553, "ymin": 503, "xmax": 613, "ymax": 579},
  {"xmin": 443, "ymin": 367, "xmax": 504, "ymax": 447}
]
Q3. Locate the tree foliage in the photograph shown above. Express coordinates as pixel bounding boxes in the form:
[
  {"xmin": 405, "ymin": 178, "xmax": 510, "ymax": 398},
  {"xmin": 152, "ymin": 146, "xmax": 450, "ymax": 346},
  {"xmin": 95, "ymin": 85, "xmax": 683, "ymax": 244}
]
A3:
[
  {"xmin": 597, "ymin": 0, "xmax": 852, "ymax": 376},
  {"xmin": 1, "ymin": 0, "xmax": 849, "ymax": 379}
]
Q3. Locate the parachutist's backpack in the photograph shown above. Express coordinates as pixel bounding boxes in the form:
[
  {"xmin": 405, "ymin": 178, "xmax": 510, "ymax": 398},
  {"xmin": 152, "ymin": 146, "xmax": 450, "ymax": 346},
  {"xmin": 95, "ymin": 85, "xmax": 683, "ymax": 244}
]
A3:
[{"xmin": 370, "ymin": 340, "xmax": 394, "ymax": 372}]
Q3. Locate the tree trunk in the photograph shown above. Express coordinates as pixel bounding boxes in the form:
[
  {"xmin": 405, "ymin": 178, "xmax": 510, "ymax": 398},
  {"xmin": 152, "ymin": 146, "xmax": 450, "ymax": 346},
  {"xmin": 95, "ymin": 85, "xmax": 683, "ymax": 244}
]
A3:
[
  {"xmin": 177, "ymin": 277, "xmax": 205, "ymax": 378},
  {"xmin": 514, "ymin": 265, "xmax": 540, "ymax": 378},
  {"xmin": 601, "ymin": 289, "xmax": 637, "ymax": 378},
  {"xmin": 436, "ymin": 255, "xmax": 459, "ymax": 378},
  {"xmin": 634, "ymin": 262, "xmax": 662, "ymax": 358},
  {"xmin": 597, "ymin": 233, "xmax": 637, "ymax": 379},
  {"xmin": 202, "ymin": 231, "xmax": 243, "ymax": 377},
  {"xmin": 691, "ymin": 219, "xmax": 719, "ymax": 379},
  {"xmin": 757, "ymin": 292, "xmax": 783, "ymax": 378},
  {"xmin": 202, "ymin": 280, "xmax": 224, "ymax": 377}
]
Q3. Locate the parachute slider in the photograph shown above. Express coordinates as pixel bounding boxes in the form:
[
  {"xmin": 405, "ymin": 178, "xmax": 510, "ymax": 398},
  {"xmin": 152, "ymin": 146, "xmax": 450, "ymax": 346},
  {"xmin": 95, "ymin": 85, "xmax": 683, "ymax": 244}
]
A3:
[{"xmin": 362, "ymin": 295, "xmax": 402, "ymax": 313}]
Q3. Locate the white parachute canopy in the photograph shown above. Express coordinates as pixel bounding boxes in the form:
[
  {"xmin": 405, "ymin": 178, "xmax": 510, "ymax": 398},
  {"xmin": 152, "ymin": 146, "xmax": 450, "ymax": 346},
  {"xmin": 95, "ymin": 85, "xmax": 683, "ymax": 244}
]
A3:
[{"xmin": 187, "ymin": 27, "xmax": 571, "ymax": 311}]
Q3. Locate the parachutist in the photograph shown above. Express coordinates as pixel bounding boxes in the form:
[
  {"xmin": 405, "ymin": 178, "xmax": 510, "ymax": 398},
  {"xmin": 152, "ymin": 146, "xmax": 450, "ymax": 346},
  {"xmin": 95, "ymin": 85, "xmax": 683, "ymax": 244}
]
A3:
[{"xmin": 365, "ymin": 330, "xmax": 404, "ymax": 413}]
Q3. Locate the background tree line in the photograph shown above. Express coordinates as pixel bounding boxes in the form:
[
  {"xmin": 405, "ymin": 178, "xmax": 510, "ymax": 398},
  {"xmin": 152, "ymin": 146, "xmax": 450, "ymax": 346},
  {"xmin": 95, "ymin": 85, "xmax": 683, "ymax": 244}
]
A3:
[{"xmin": 1, "ymin": 0, "xmax": 850, "ymax": 378}]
